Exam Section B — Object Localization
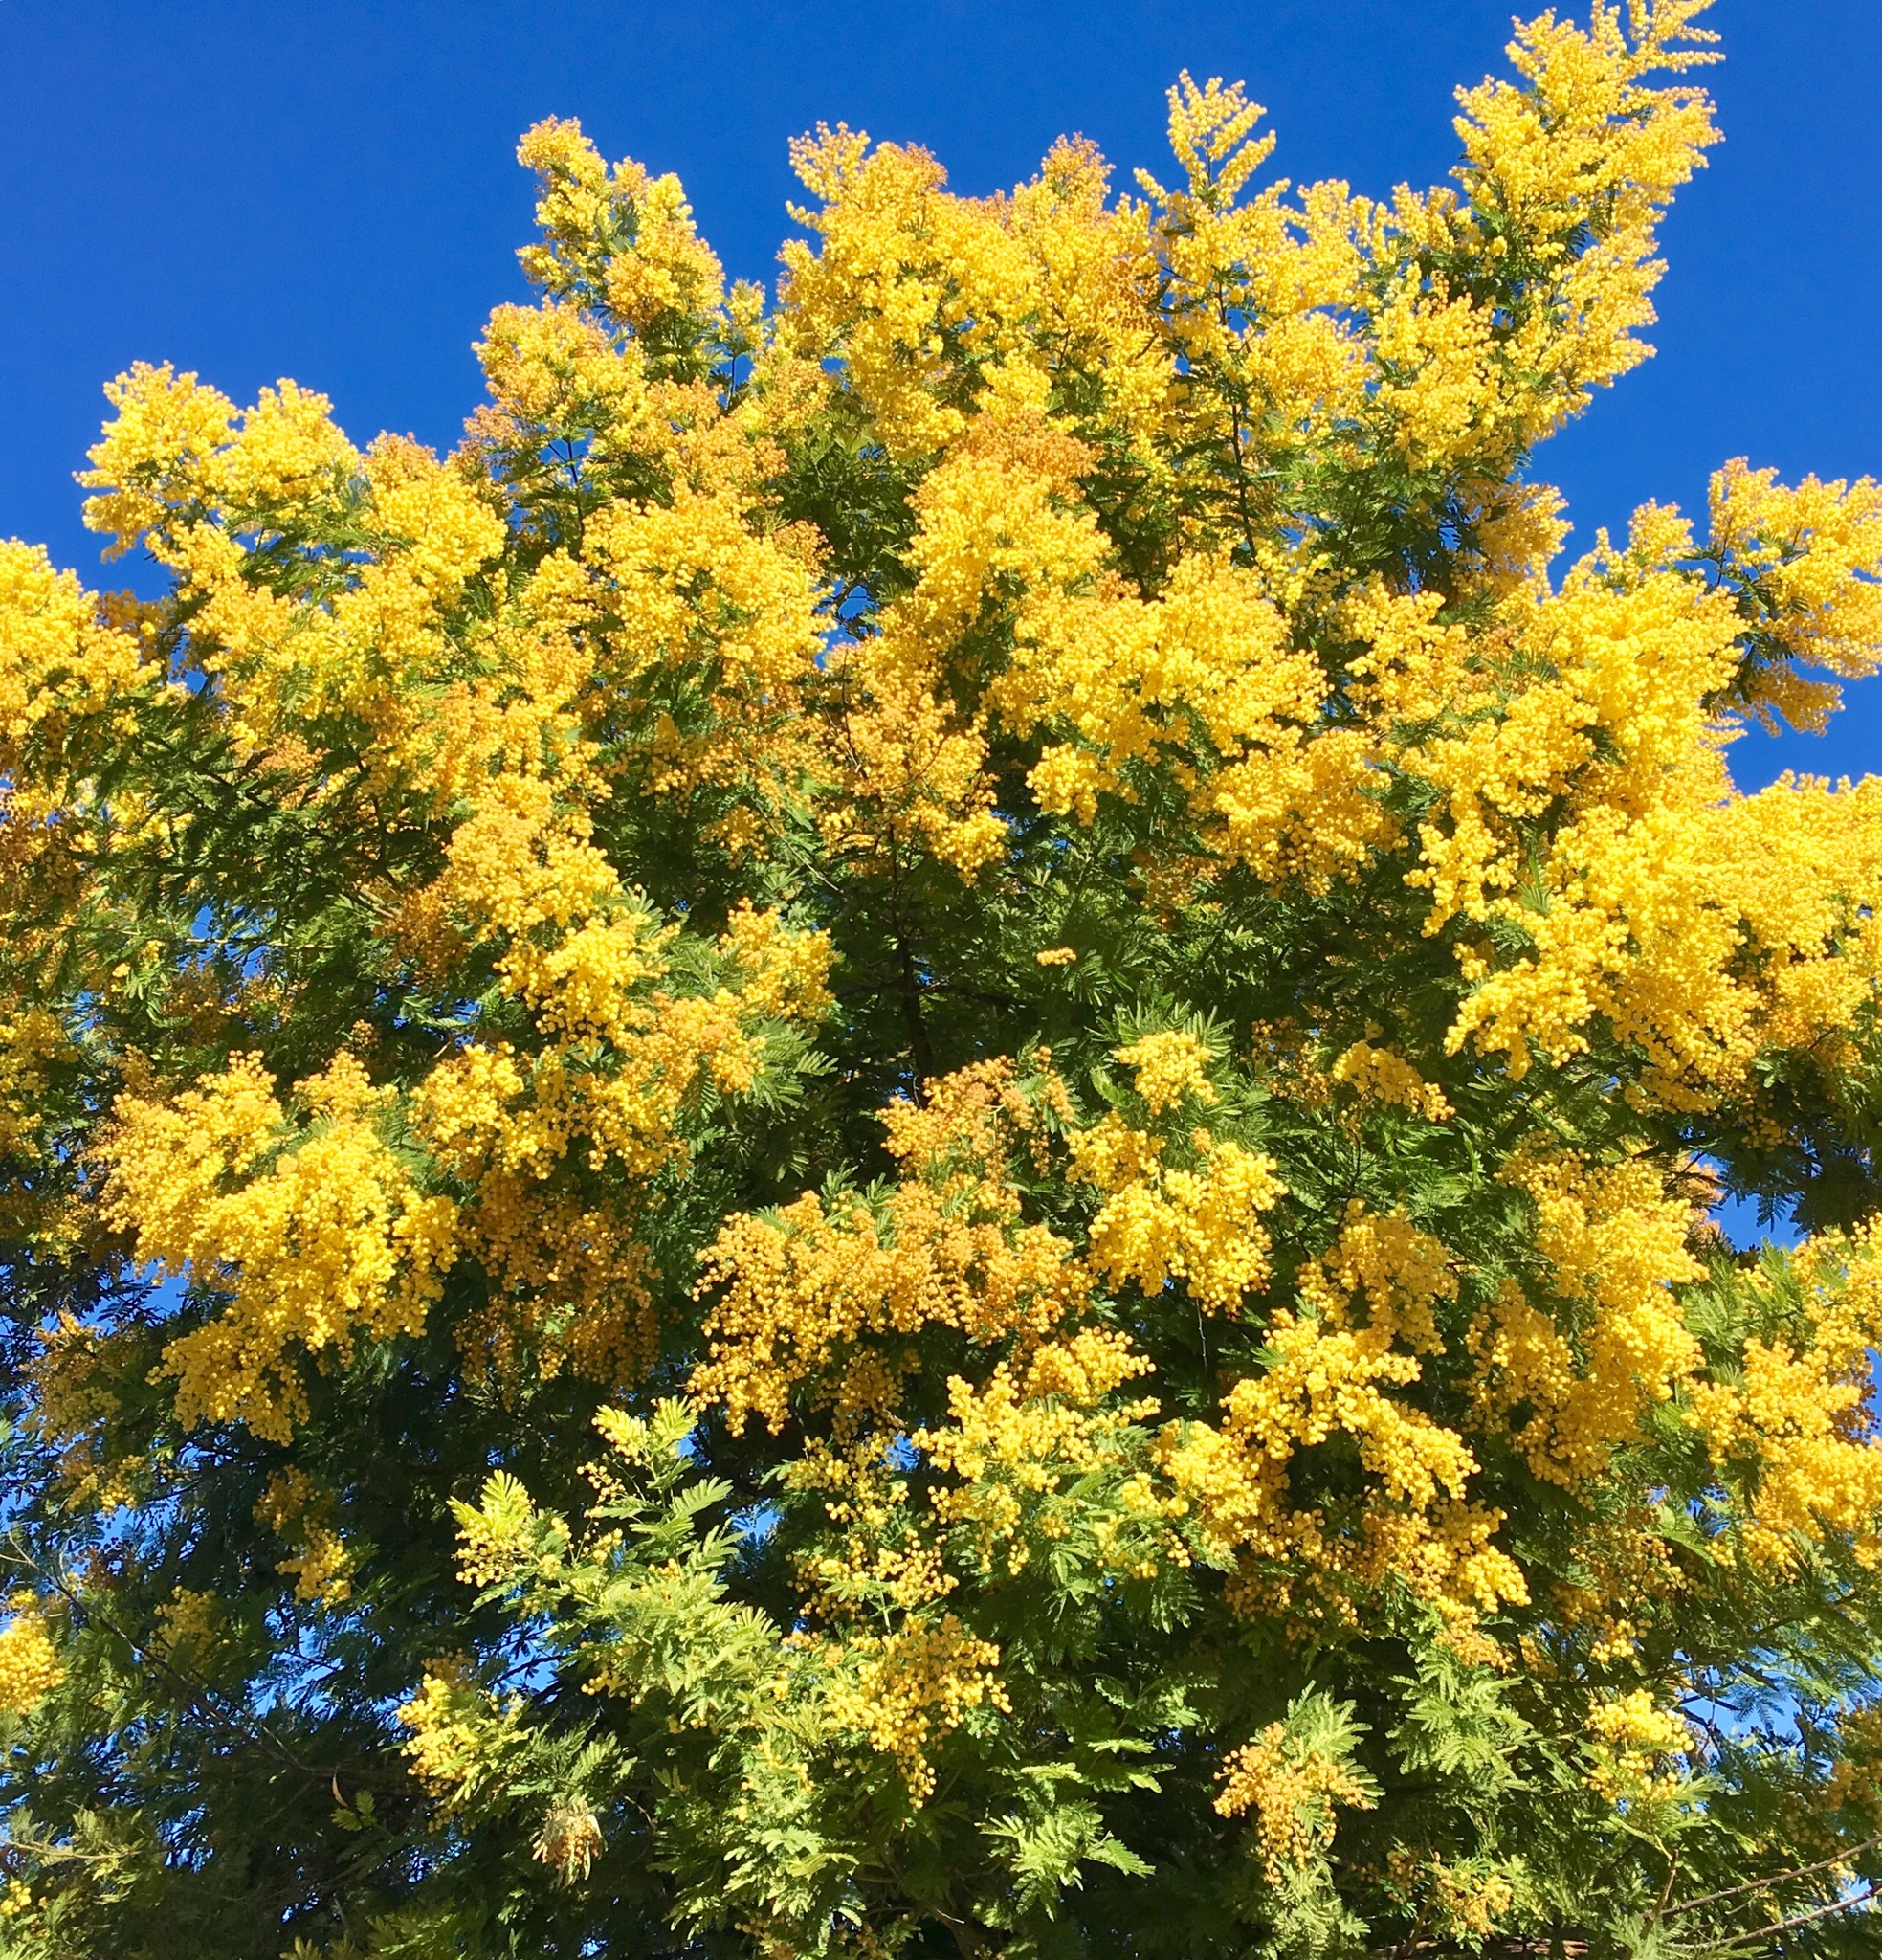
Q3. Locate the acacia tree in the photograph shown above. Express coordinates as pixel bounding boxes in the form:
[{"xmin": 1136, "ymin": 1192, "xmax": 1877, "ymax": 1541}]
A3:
[{"xmin": 4, "ymin": 4, "xmax": 1882, "ymax": 1954}]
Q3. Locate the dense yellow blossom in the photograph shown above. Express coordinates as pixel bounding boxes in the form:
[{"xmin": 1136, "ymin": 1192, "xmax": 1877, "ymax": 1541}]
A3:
[
  {"xmin": 398, "ymin": 1659, "xmax": 523, "ymax": 1804},
  {"xmin": 1583, "ymin": 1690, "xmax": 1694, "ymax": 1805},
  {"xmin": 1113, "ymin": 1029, "xmax": 1218, "ymax": 1115},
  {"xmin": 153, "ymin": 1588, "xmax": 224, "ymax": 1659},
  {"xmin": 1363, "ymin": 0, "xmax": 1720, "ymax": 474},
  {"xmin": 1071, "ymin": 1114, "xmax": 1284, "ymax": 1315},
  {"xmin": 1328, "ymin": 1039, "xmax": 1454, "ymax": 1124},
  {"xmin": 696, "ymin": 1063, "xmax": 1088, "ymax": 1433},
  {"xmin": 0, "ymin": 1597, "xmax": 62, "ymax": 1716},
  {"xmin": 1215, "ymin": 1720, "xmax": 1376, "ymax": 1880},
  {"xmin": 517, "ymin": 116, "xmax": 725, "ymax": 337},
  {"xmin": 827, "ymin": 1615, "xmax": 1009, "ymax": 1804},
  {"xmin": 100, "ymin": 1053, "xmax": 458, "ymax": 1441},
  {"xmin": 919, "ymin": 1333, "xmax": 1164, "ymax": 1574},
  {"xmin": 1690, "ymin": 1225, "xmax": 1882, "ymax": 1571},
  {"xmin": 1161, "ymin": 1205, "xmax": 1525, "ymax": 1628},
  {"xmin": 1708, "ymin": 457, "xmax": 1882, "ymax": 730},
  {"xmin": 0, "ymin": 541, "xmax": 146, "ymax": 757},
  {"xmin": 1472, "ymin": 1147, "xmax": 1701, "ymax": 1483}
]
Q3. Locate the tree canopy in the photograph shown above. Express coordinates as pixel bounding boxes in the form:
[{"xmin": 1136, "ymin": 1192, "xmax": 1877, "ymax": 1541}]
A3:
[{"xmin": 3, "ymin": 3, "xmax": 1882, "ymax": 1954}]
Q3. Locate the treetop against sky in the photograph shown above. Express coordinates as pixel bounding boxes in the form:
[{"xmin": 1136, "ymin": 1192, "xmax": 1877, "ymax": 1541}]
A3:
[{"xmin": 0, "ymin": 0, "xmax": 1875, "ymax": 790}]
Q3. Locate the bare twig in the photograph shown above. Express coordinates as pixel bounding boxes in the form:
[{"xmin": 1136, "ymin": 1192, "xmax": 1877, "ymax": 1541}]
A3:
[
  {"xmin": 1659, "ymin": 1832, "xmax": 1882, "ymax": 1919},
  {"xmin": 1676, "ymin": 1884, "xmax": 1876, "ymax": 1953}
]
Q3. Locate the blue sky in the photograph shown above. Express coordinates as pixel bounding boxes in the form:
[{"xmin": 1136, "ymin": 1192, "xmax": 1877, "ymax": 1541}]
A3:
[{"xmin": 0, "ymin": 0, "xmax": 1874, "ymax": 790}]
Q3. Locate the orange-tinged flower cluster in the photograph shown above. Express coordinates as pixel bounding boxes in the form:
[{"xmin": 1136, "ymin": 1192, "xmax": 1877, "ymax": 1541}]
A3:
[
  {"xmin": 695, "ymin": 1064, "xmax": 1088, "ymax": 1434},
  {"xmin": 1215, "ymin": 1720, "xmax": 1375, "ymax": 1879}
]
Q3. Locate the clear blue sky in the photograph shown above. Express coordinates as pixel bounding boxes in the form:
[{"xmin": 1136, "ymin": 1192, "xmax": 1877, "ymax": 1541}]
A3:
[{"xmin": 1, "ymin": 0, "xmax": 1875, "ymax": 790}]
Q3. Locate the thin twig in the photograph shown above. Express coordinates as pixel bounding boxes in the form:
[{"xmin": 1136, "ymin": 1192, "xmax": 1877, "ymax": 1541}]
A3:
[
  {"xmin": 1660, "ymin": 1831, "xmax": 1882, "ymax": 1918},
  {"xmin": 1651, "ymin": 1848, "xmax": 1681, "ymax": 1922},
  {"xmin": 1677, "ymin": 1884, "xmax": 1876, "ymax": 1953}
]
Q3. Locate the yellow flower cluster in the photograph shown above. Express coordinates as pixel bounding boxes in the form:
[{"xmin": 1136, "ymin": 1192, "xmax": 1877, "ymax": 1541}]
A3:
[
  {"xmin": 1825, "ymin": 1703, "xmax": 1882, "ymax": 1821},
  {"xmin": 1161, "ymin": 1206, "xmax": 1525, "ymax": 1630},
  {"xmin": 100, "ymin": 1053, "xmax": 458, "ymax": 1442},
  {"xmin": 717, "ymin": 902, "xmax": 837, "ymax": 1023},
  {"xmin": 23, "ymin": 1314, "xmax": 144, "ymax": 1513},
  {"xmin": 694, "ymin": 1063, "xmax": 1088, "ymax": 1434},
  {"xmin": 255, "ymin": 1467, "xmax": 355, "ymax": 1606},
  {"xmin": 776, "ymin": 107, "xmax": 1384, "ymax": 885},
  {"xmin": 1070, "ymin": 1113, "xmax": 1284, "ymax": 1316},
  {"xmin": 79, "ymin": 364, "xmax": 508, "ymax": 766},
  {"xmin": 1376, "ymin": 1, "xmax": 1719, "ymax": 465},
  {"xmin": 0, "ymin": 540, "xmax": 145, "ymax": 761},
  {"xmin": 1583, "ymin": 1690, "xmax": 1694, "ymax": 1805},
  {"xmin": 454, "ymin": 1470, "xmax": 545, "ymax": 1590},
  {"xmin": 516, "ymin": 116, "xmax": 724, "ymax": 336},
  {"xmin": 153, "ymin": 1588, "xmax": 224, "ymax": 1659},
  {"xmin": 828, "ymin": 1615, "xmax": 1009, "ymax": 1804},
  {"xmin": 1399, "ymin": 1855, "xmax": 1518, "ymax": 1946},
  {"xmin": 0, "ymin": 1595, "xmax": 62, "ymax": 1715},
  {"xmin": 1340, "ymin": 503, "xmax": 1882, "ymax": 1107},
  {"xmin": 787, "ymin": 1457, "xmax": 957, "ymax": 1624},
  {"xmin": 1471, "ymin": 1148, "xmax": 1700, "ymax": 1484},
  {"xmin": 583, "ymin": 483, "xmax": 826, "ymax": 837},
  {"xmin": 1214, "ymin": 1722, "xmax": 1375, "ymax": 1879},
  {"xmin": 359, "ymin": 618, "xmax": 833, "ymax": 1388},
  {"xmin": 416, "ymin": 996, "xmax": 771, "ymax": 1387},
  {"xmin": 1547, "ymin": 1505, "xmax": 1689, "ymax": 1666},
  {"xmin": 1708, "ymin": 456, "xmax": 1882, "ymax": 731},
  {"xmin": 1113, "ymin": 1030, "xmax": 1217, "ymax": 1115},
  {"xmin": 920, "ymin": 1333, "xmax": 1162, "ymax": 1573},
  {"xmin": 397, "ymin": 1659, "xmax": 520, "ymax": 1804},
  {"xmin": 1690, "ymin": 1226, "xmax": 1882, "ymax": 1571},
  {"xmin": 1328, "ymin": 1040, "xmax": 1454, "ymax": 1124}
]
